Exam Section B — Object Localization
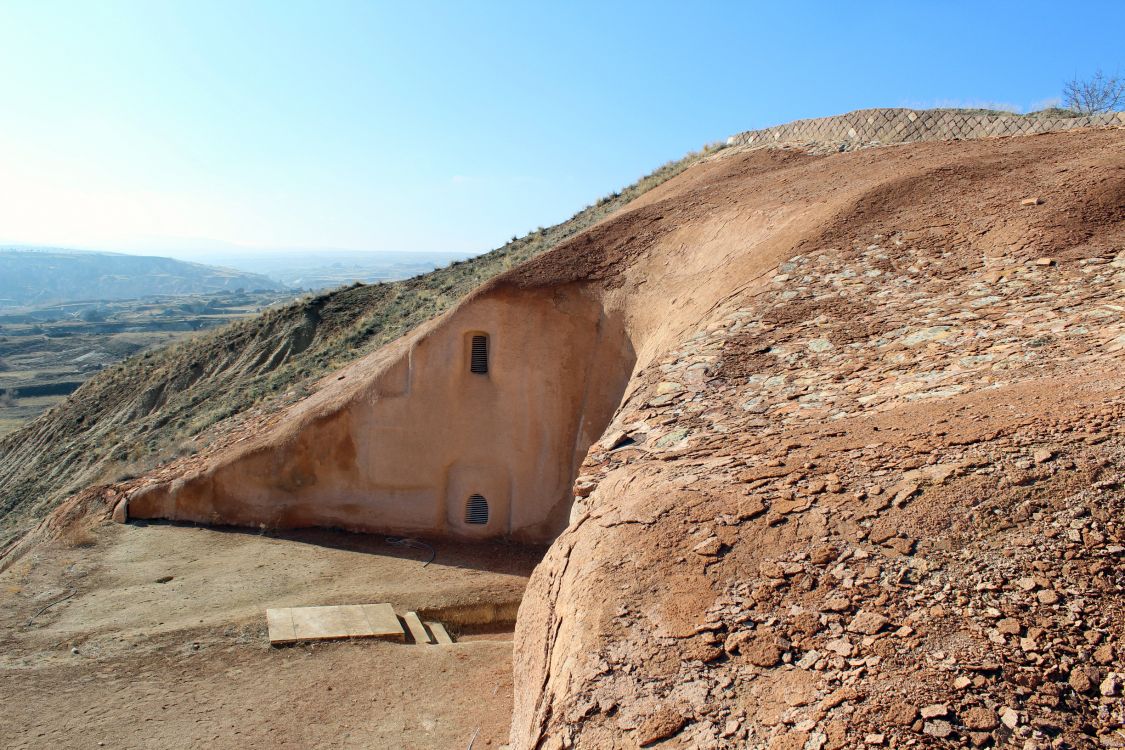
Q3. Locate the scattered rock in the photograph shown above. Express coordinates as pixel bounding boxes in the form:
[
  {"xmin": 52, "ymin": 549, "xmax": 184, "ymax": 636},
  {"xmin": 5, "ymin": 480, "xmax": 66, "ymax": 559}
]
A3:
[
  {"xmin": 962, "ymin": 706, "xmax": 998, "ymax": 731},
  {"xmin": 602, "ymin": 430, "xmax": 630, "ymax": 451},
  {"xmin": 923, "ymin": 719, "xmax": 953, "ymax": 738},
  {"xmin": 636, "ymin": 708, "xmax": 687, "ymax": 747},
  {"xmin": 739, "ymin": 496, "xmax": 767, "ymax": 520},
  {"xmin": 809, "ymin": 544, "xmax": 837, "ymax": 565},
  {"xmin": 885, "ymin": 537, "xmax": 915, "ymax": 556},
  {"xmin": 886, "ymin": 702, "xmax": 917, "ymax": 726},
  {"xmin": 967, "ymin": 732, "xmax": 991, "ymax": 747},
  {"xmin": 693, "ymin": 537, "xmax": 723, "ymax": 557},
  {"xmin": 743, "ymin": 632, "xmax": 783, "ymax": 667},
  {"xmin": 997, "ymin": 618, "xmax": 1021, "ymax": 635},
  {"xmin": 1068, "ymin": 667, "xmax": 1097, "ymax": 694},
  {"xmin": 847, "ymin": 611, "xmax": 889, "ymax": 635}
]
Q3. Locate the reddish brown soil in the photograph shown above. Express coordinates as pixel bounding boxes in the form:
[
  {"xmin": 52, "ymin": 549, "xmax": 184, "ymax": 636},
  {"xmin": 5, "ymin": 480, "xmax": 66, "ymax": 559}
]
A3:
[
  {"xmin": 495, "ymin": 131, "xmax": 1123, "ymax": 294},
  {"xmin": 511, "ymin": 128, "xmax": 1125, "ymax": 749},
  {"xmin": 1, "ymin": 522, "xmax": 540, "ymax": 749}
]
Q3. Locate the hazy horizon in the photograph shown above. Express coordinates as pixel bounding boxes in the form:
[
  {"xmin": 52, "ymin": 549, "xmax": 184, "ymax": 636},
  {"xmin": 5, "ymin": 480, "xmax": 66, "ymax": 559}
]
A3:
[
  {"xmin": 0, "ymin": 240, "xmax": 475, "ymax": 262},
  {"xmin": 1, "ymin": 1, "xmax": 1121, "ymax": 255}
]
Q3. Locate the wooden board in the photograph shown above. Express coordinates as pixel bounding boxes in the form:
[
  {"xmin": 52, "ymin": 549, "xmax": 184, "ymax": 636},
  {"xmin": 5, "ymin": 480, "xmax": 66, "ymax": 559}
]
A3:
[
  {"xmin": 426, "ymin": 621, "xmax": 454, "ymax": 645},
  {"xmin": 267, "ymin": 603, "xmax": 405, "ymax": 645},
  {"xmin": 403, "ymin": 611, "xmax": 432, "ymax": 644}
]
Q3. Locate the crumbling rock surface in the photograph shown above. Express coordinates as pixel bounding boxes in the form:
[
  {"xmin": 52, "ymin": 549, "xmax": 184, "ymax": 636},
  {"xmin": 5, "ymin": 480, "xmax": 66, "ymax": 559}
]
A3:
[{"xmin": 511, "ymin": 129, "xmax": 1125, "ymax": 749}]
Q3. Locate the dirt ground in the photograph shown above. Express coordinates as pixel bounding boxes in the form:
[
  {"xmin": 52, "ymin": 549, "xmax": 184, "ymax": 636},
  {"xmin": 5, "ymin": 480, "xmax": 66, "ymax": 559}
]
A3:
[{"xmin": 0, "ymin": 520, "xmax": 542, "ymax": 749}]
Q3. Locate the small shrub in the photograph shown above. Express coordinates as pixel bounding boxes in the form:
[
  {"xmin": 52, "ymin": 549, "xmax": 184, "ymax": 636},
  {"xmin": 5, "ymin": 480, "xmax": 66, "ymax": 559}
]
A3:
[
  {"xmin": 1063, "ymin": 69, "xmax": 1125, "ymax": 114},
  {"xmin": 59, "ymin": 521, "xmax": 97, "ymax": 549},
  {"xmin": 1028, "ymin": 106, "xmax": 1081, "ymax": 118}
]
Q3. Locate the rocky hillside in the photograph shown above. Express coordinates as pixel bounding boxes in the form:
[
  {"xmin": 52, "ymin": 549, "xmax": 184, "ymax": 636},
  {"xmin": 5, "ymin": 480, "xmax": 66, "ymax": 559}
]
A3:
[
  {"xmin": 0, "ymin": 248, "xmax": 286, "ymax": 307},
  {"xmin": 508, "ymin": 129, "xmax": 1123, "ymax": 749},
  {"xmin": 2, "ymin": 112, "xmax": 1122, "ymax": 749},
  {"xmin": 0, "ymin": 146, "xmax": 717, "ymax": 549}
]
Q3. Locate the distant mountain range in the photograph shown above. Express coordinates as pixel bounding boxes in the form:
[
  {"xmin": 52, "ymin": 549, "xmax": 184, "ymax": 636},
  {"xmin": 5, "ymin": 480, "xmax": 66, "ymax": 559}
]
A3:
[
  {"xmin": 0, "ymin": 247, "xmax": 287, "ymax": 308},
  {"xmin": 0, "ymin": 247, "xmax": 475, "ymax": 308},
  {"xmin": 177, "ymin": 249, "xmax": 472, "ymax": 290}
]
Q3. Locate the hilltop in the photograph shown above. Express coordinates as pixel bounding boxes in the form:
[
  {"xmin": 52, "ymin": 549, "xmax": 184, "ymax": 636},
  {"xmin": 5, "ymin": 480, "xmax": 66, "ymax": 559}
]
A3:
[
  {"xmin": 0, "ymin": 109, "xmax": 1122, "ymax": 749},
  {"xmin": 508, "ymin": 126, "xmax": 1124, "ymax": 750}
]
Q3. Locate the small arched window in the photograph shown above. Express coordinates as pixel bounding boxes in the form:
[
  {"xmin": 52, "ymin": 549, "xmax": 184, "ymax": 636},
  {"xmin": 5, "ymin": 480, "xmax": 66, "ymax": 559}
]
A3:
[
  {"xmin": 470, "ymin": 334, "xmax": 489, "ymax": 374},
  {"xmin": 465, "ymin": 494, "xmax": 489, "ymax": 525}
]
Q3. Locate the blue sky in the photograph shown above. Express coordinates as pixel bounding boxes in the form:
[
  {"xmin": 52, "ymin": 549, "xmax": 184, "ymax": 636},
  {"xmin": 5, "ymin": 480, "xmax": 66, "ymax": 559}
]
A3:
[{"xmin": 0, "ymin": 1, "xmax": 1121, "ymax": 257}]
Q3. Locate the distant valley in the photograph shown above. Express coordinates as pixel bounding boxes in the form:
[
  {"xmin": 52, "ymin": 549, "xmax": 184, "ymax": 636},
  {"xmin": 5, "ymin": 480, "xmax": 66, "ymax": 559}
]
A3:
[
  {"xmin": 0, "ymin": 246, "xmax": 472, "ymax": 434},
  {"xmin": 0, "ymin": 287, "xmax": 298, "ymax": 435}
]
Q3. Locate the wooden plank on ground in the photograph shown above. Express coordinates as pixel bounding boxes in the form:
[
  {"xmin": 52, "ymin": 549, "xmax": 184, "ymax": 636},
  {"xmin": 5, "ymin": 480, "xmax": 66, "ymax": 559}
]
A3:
[
  {"xmin": 403, "ymin": 611, "xmax": 432, "ymax": 644},
  {"xmin": 266, "ymin": 603, "xmax": 405, "ymax": 645},
  {"xmin": 426, "ymin": 621, "xmax": 454, "ymax": 645}
]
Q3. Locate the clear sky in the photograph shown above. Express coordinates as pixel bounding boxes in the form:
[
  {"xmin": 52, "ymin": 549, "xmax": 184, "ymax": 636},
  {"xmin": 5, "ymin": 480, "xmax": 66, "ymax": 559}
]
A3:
[{"xmin": 0, "ymin": 1, "xmax": 1121, "ymax": 257}]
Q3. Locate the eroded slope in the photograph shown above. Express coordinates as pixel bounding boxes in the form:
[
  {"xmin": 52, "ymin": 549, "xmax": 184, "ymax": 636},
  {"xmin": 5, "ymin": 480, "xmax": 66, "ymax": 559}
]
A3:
[{"xmin": 511, "ymin": 129, "xmax": 1124, "ymax": 749}]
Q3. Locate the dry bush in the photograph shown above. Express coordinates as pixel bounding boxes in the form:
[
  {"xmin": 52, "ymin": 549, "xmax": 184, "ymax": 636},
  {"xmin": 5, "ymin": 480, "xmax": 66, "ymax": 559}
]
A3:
[
  {"xmin": 58, "ymin": 521, "xmax": 97, "ymax": 549},
  {"xmin": 1063, "ymin": 69, "xmax": 1125, "ymax": 114}
]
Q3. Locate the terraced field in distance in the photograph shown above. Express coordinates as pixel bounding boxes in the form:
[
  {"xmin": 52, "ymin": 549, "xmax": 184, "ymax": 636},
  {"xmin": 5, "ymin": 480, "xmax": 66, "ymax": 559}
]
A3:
[{"xmin": 0, "ymin": 289, "xmax": 300, "ymax": 435}]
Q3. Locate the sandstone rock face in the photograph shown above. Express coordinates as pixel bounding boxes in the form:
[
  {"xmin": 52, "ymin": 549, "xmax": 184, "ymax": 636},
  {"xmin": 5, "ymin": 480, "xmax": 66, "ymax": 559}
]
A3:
[
  {"xmin": 510, "ymin": 129, "xmax": 1125, "ymax": 748},
  {"xmin": 127, "ymin": 285, "xmax": 634, "ymax": 542}
]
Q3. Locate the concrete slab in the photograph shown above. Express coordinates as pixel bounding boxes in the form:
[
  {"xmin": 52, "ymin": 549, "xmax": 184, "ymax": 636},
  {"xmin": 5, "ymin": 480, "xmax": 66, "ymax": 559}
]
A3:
[
  {"xmin": 267, "ymin": 603, "xmax": 405, "ymax": 645},
  {"xmin": 403, "ymin": 611, "xmax": 432, "ymax": 644},
  {"xmin": 427, "ymin": 621, "xmax": 454, "ymax": 645},
  {"xmin": 265, "ymin": 607, "xmax": 297, "ymax": 644}
]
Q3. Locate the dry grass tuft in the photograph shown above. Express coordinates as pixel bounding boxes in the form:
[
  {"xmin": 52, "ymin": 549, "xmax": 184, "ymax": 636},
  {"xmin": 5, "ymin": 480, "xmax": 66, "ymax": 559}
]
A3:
[{"xmin": 57, "ymin": 521, "xmax": 97, "ymax": 549}]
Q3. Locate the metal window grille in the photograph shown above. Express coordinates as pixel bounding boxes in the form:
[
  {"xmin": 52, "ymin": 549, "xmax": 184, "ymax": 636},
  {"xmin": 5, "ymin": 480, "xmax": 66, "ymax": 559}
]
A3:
[
  {"xmin": 465, "ymin": 494, "xmax": 489, "ymax": 525},
  {"xmin": 470, "ymin": 335, "xmax": 489, "ymax": 374}
]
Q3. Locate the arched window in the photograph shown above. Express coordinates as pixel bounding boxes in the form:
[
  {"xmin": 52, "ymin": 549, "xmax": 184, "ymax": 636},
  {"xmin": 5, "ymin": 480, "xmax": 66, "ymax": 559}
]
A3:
[
  {"xmin": 465, "ymin": 494, "xmax": 489, "ymax": 525},
  {"xmin": 470, "ymin": 334, "xmax": 489, "ymax": 374}
]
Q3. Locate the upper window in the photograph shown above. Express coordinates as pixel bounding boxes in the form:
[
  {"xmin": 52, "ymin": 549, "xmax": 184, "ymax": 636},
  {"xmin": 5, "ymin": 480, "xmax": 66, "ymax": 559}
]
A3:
[{"xmin": 470, "ymin": 334, "xmax": 489, "ymax": 374}]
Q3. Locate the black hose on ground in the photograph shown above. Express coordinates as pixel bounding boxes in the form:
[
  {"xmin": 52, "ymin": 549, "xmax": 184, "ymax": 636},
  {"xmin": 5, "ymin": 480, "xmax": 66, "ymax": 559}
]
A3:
[{"xmin": 384, "ymin": 536, "xmax": 435, "ymax": 567}]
